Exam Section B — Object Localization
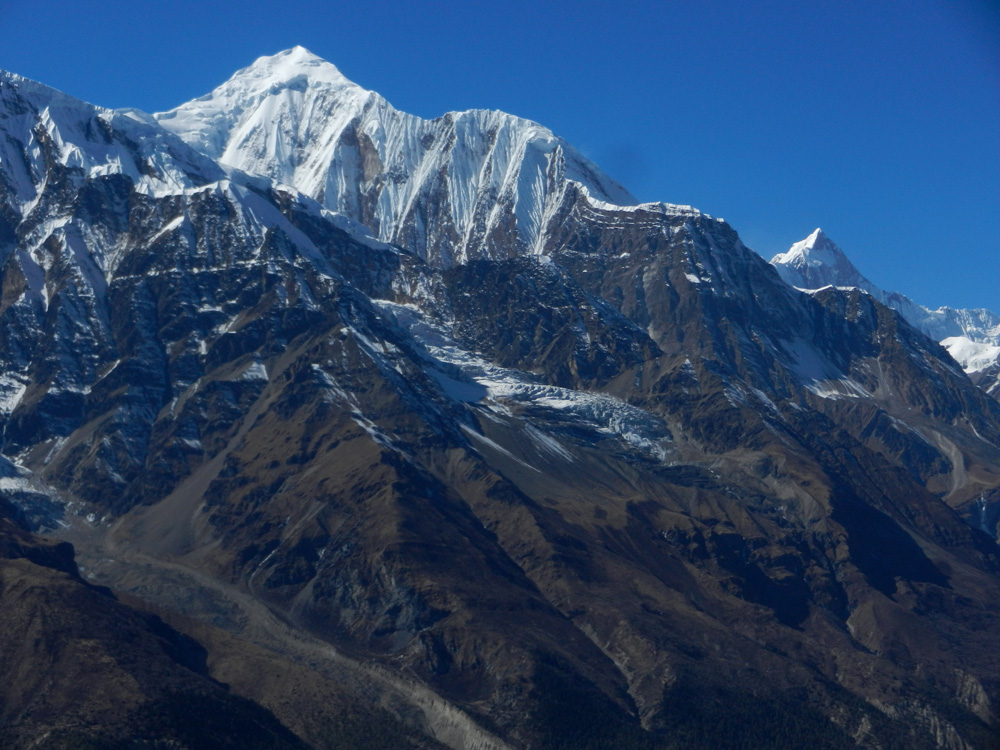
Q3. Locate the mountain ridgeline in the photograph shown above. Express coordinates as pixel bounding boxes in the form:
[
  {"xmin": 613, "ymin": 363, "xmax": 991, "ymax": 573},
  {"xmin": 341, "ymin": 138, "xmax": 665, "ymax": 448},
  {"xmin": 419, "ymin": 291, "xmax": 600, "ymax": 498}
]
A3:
[
  {"xmin": 771, "ymin": 228, "xmax": 1000, "ymax": 399},
  {"xmin": 0, "ymin": 48, "xmax": 998, "ymax": 750}
]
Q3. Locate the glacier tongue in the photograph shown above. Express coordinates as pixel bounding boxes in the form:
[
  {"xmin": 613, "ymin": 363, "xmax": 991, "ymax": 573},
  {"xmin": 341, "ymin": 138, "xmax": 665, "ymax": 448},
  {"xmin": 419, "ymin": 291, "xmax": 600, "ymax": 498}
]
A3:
[{"xmin": 372, "ymin": 299, "xmax": 673, "ymax": 462}]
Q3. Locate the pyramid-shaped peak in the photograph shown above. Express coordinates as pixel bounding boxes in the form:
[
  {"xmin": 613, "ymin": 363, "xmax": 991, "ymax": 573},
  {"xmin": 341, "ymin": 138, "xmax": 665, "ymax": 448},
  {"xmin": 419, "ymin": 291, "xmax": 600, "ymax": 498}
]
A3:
[
  {"xmin": 154, "ymin": 46, "xmax": 368, "ymax": 161},
  {"xmin": 804, "ymin": 227, "xmax": 826, "ymax": 245},
  {"xmin": 233, "ymin": 46, "xmax": 359, "ymax": 91},
  {"xmin": 773, "ymin": 228, "xmax": 845, "ymax": 266},
  {"xmin": 795, "ymin": 228, "xmax": 840, "ymax": 254},
  {"xmin": 771, "ymin": 228, "xmax": 871, "ymax": 292}
]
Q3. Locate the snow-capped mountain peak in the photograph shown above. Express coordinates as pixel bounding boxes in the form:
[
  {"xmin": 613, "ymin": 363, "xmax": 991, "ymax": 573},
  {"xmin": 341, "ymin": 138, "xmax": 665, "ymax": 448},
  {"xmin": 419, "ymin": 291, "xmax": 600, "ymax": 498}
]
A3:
[
  {"xmin": 770, "ymin": 227, "xmax": 869, "ymax": 291},
  {"xmin": 154, "ymin": 47, "xmax": 370, "ymax": 172},
  {"xmin": 240, "ymin": 45, "xmax": 356, "ymax": 88},
  {"xmin": 771, "ymin": 229, "xmax": 1000, "ymax": 397},
  {"xmin": 191, "ymin": 45, "xmax": 360, "ymax": 98},
  {"xmin": 154, "ymin": 47, "xmax": 636, "ymax": 266}
]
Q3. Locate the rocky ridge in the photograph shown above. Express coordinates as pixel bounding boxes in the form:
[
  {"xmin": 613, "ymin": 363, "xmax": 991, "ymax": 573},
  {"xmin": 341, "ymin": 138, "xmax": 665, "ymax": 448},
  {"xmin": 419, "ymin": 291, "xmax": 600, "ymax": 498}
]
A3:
[
  {"xmin": 154, "ymin": 46, "xmax": 636, "ymax": 267},
  {"xmin": 772, "ymin": 228, "xmax": 1000, "ymax": 398}
]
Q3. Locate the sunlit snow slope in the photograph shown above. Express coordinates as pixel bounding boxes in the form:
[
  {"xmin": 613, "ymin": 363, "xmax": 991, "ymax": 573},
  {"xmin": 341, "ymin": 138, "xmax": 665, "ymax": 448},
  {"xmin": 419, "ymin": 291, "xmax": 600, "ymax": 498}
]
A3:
[
  {"xmin": 155, "ymin": 46, "xmax": 637, "ymax": 266},
  {"xmin": 0, "ymin": 72, "xmax": 223, "ymax": 214}
]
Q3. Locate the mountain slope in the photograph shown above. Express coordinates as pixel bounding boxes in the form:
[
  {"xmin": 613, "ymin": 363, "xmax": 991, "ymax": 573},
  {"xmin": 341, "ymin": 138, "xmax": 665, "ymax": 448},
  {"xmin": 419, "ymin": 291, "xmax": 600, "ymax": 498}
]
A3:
[
  {"xmin": 0, "ymin": 495, "xmax": 313, "ymax": 750},
  {"xmin": 0, "ymin": 55, "xmax": 998, "ymax": 750},
  {"xmin": 772, "ymin": 228, "xmax": 1000, "ymax": 397}
]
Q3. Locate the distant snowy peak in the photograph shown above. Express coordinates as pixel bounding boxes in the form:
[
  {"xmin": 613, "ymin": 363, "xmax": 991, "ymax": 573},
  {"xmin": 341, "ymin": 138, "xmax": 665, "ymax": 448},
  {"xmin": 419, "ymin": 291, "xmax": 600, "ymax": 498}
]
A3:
[
  {"xmin": 943, "ymin": 337, "xmax": 1000, "ymax": 375},
  {"xmin": 770, "ymin": 227, "xmax": 917, "ymax": 323},
  {"xmin": 771, "ymin": 229, "xmax": 1000, "ymax": 393},
  {"xmin": 770, "ymin": 228, "xmax": 871, "ymax": 292},
  {"xmin": 154, "ymin": 47, "xmax": 638, "ymax": 266},
  {"xmin": 772, "ymin": 228, "xmax": 1000, "ymax": 342}
]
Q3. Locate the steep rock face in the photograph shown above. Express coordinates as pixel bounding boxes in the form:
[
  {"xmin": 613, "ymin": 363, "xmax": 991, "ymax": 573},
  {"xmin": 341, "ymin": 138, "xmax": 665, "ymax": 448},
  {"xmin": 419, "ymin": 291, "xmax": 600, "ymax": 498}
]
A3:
[
  {"xmin": 771, "ymin": 229, "xmax": 1000, "ymax": 534},
  {"xmin": 154, "ymin": 46, "xmax": 635, "ymax": 267},
  {"xmin": 0, "ymin": 79, "xmax": 636, "ymax": 746},
  {"xmin": 1, "ymin": 55, "xmax": 999, "ymax": 750}
]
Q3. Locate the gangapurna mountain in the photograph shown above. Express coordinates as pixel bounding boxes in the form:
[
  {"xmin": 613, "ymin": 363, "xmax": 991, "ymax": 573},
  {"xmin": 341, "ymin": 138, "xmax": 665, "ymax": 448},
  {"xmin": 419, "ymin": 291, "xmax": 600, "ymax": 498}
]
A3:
[{"xmin": 0, "ymin": 47, "xmax": 998, "ymax": 750}]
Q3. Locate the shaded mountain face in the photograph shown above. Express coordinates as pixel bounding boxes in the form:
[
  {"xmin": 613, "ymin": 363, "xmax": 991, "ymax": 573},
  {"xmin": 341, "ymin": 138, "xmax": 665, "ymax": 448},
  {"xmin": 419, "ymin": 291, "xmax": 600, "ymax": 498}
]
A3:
[
  {"xmin": 0, "ymin": 496, "xmax": 312, "ymax": 750},
  {"xmin": 1, "ymin": 51, "xmax": 1000, "ymax": 750},
  {"xmin": 0, "ymin": 493, "xmax": 448, "ymax": 750}
]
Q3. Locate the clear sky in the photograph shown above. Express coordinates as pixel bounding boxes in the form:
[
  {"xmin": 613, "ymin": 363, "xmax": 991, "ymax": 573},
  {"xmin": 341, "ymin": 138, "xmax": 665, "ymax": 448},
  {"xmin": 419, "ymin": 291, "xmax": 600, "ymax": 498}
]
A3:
[{"xmin": 3, "ymin": 0, "xmax": 998, "ymax": 312}]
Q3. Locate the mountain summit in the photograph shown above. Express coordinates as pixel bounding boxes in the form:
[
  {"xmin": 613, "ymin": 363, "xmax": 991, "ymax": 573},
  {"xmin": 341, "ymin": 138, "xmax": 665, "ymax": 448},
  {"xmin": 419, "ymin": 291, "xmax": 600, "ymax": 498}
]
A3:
[
  {"xmin": 772, "ymin": 229, "xmax": 1000, "ymax": 396},
  {"xmin": 155, "ymin": 47, "xmax": 636, "ymax": 266},
  {"xmin": 155, "ymin": 46, "xmax": 365, "ymax": 170},
  {"xmin": 770, "ymin": 228, "xmax": 869, "ymax": 290}
]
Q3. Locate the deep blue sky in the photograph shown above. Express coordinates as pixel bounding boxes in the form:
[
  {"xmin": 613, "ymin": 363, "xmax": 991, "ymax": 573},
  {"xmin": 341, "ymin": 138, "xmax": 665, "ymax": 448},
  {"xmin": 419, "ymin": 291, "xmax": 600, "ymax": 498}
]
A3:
[{"xmin": 3, "ymin": 0, "xmax": 998, "ymax": 312}]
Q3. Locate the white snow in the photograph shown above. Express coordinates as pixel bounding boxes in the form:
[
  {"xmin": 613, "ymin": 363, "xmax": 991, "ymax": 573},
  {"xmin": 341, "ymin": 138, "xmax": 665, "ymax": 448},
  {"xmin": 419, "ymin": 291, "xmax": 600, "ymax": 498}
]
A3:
[
  {"xmin": 942, "ymin": 336, "xmax": 1000, "ymax": 374},
  {"xmin": 0, "ymin": 70, "xmax": 223, "ymax": 210},
  {"xmin": 311, "ymin": 364, "xmax": 355, "ymax": 405},
  {"xmin": 428, "ymin": 368, "xmax": 487, "ymax": 403},
  {"xmin": 351, "ymin": 414, "xmax": 394, "ymax": 449},
  {"xmin": 147, "ymin": 214, "xmax": 187, "ymax": 244},
  {"xmin": 523, "ymin": 424, "xmax": 576, "ymax": 462},
  {"xmin": 239, "ymin": 359, "xmax": 269, "ymax": 381},
  {"xmin": 0, "ymin": 475, "xmax": 35, "ymax": 493},
  {"xmin": 779, "ymin": 335, "xmax": 873, "ymax": 400},
  {"xmin": 372, "ymin": 299, "xmax": 672, "ymax": 461},
  {"xmin": 771, "ymin": 229, "xmax": 843, "ymax": 273},
  {"xmin": 460, "ymin": 424, "xmax": 540, "ymax": 472},
  {"xmin": 804, "ymin": 378, "xmax": 869, "ymax": 400},
  {"xmin": 783, "ymin": 337, "xmax": 842, "ymax": 383},
  {"xmin": 153, "ymin": 48, "xmax": 638, "ymax": 266},
  {"xmin": 0, "ymin": 377, "xmax": 27, "ymax": 415},
  {"xmin": 576, "ymin": 184, "xmax": 705, "ymax": 219}
]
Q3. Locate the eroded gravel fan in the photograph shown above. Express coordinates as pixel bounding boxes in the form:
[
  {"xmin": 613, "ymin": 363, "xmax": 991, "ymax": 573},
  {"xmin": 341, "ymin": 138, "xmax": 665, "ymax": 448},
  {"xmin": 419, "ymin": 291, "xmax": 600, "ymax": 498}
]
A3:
[{"xmin": 1, "ymin": 50, "xmax": 999, "ymax": 750}]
